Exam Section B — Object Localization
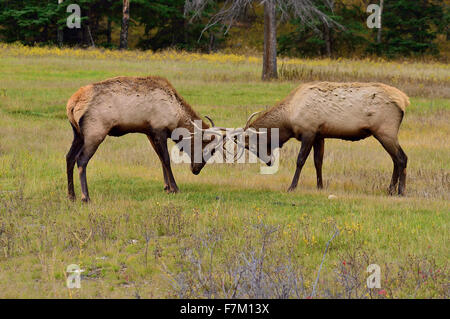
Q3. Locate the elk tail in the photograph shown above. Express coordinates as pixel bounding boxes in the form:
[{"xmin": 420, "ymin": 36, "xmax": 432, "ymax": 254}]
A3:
[{"xmin": 66, "ymin": 85, "xmax": 91, "ymax": 136}]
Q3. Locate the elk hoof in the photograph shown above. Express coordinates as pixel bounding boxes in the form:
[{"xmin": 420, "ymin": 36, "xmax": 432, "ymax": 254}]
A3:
[
  {"xmin": 163, "ymin": 185, "xmax": 170, "ymax": 191},
  {"xmin": 166, "ymin": 187, "xmax": 179, "ymax": 194},
  {"xmin": 287, "ymin": 186, "xmax": 297, "ymax": 192},
  {"xmin": 81, "ymin": 197, "xmax": 91, "ymax": 203},
  {"xmin": 68, "ymin": 194, "xmax": 76, "ymax": 202},
  {"xmin": 388, "ymin": 186, "xmax": 396, "ymax": 196}
]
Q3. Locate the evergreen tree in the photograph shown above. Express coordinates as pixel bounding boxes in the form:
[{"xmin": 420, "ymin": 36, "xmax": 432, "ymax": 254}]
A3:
[
  {"xmin": 369, "ymin": 0, "xmax": 446, "ymax": 57},
  {"xmin": 278, "ymin": 1, "xmax": 368, "ymax": 58},
  {"xmin": 133, "ymin": 0, "xmax": 222, "ymax": 51},
  {"xmin": 0, "ymin": 0, "xmax": 59, "ymax": 44},
  {"xmin": 0, "ymin": 0, "xmax": 447, "ymax": 58}
]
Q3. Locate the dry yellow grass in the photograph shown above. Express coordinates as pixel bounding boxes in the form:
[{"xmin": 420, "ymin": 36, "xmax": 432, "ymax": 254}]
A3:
[{"xmin": 0, "ymin": 45, "xmax": 448, "ymax": 298}]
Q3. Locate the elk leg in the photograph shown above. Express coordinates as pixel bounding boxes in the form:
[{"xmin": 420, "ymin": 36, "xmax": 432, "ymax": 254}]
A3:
[
  {"xmin": 313, "ymin": 137, "xmax": 325, "ymax": 189},
  {"xmin": 151, "ymin": 133, "xmax": 179, "ymax": 194},
  {"xmin": 76, "ymin": 135, "xmax": 105, "ymax": 203},
  {"xmin": 66, "ymin": 125, "xmax": 84, "ymax": 201},
  {"xmin": 397, "ymin": 146, "xmax": 408, "ymax": 196},
  {"xmin": 374, "ymin": 134, "xmax": 407, "ymax": 196},
  {"xmin": 288, "ymin": 134, "xmax": 315, "ymax": 192},
  {"xmin": 162, "ymin": 168, "xmax": 169, "ymax": 191},
  {"xmin": 388, "ymin": 162, "xmax": 399, "ymax": 195},
  {"xmin": 147, "ymin": 136, "xmax": 170, "ymax": 191}
]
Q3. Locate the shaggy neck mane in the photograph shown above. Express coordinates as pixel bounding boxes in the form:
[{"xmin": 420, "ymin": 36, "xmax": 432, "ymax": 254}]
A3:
[
  {"xmin": 247, "ymin": 101, "xmax": 293, "ymax": 147},
  {"xmin": 248, "ymin": 86, "xmax": 298, "ymax": 131},
  {"xmin": 248, "ymin": 98, "xmax": 291, "ymax": 133},
  {"xmin": 152, "ymin": 76, "xmax": 209, "ymax": 132}
]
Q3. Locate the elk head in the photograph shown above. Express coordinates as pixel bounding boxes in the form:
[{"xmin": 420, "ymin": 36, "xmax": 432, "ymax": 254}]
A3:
[
  {"xmin": 175, "ymin": 116, "xmax": 227, "ymax": 175},
  {"xmin": 230, "ymin": 111, "xmax": 276, "ymax": 166}
]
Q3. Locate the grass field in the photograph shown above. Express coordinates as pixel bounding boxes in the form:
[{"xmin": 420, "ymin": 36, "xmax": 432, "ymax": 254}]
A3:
[{"xmin": 0, "ymin": 45, "xmax": 449, "ymax": 298}]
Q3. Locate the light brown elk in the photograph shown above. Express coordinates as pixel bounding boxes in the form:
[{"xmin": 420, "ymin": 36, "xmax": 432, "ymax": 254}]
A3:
[
  {"xmin": 239, "ymin": 82, "xmax": 409, "ymax": 195},
  {"xmin": 66, "ymin": 76, "xmax": 220, "ymax": 202}
]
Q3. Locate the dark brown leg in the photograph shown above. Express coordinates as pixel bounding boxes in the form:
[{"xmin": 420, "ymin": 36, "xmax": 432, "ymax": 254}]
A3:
[
  {"xmin": 76, "ymin": 136, "xmax": 105, "ymax": 203},
  {"xmin": 147, "ymin": 135, "xmax": 169, "ymax": 191},
  {"xmin": 150, "ymin": 132, "xmax": 179, "ymax": 194},
  {"xmin": 397, "ymin": 146, "xmax": 408, "ymax": 196},
  {"xmin": 374, "ymin": 134, "xmax": 407, "ymax": 196},
  {"xmin": 288, "ymin": 133, "xmax": 315, "ymax": 192},
  {"xmin": 162, "ymin": 167, "xmax": 169, "ymax": 191},
  {"xmin": 66, "ymin": 125, "xmax": 84, "ymax": 201},
  {"xmin": 313, "ymin": 137, "xmax": 324, "ymax": 189},
  {"xmin": 388, "ymin": 162, "xmax": 399, "ymax": 195}
]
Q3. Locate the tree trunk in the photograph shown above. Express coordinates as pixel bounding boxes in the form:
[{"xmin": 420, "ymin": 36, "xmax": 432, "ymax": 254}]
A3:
[
  {"xmin": 83, "ymin": 24, "xmax": 89, "ymax": 46},
  {"xmin": 262, "ymin": 0, "xmax": 277, "ymax": 80},
  {"xmin": 57, "ymin": 0, "xmax": 64, "ymax": 46},
  {"xmin": 119, "ymin": 0, "xmax": 130, "ymax": 50},
  {"xmin": 377, "ymin": 0, "xmax": 384, "ymax": 44},
  {"xmin": 106, "ymin": 17, "xmax": 112, "ymax": 45},
  {"xmin": 57, "ymin": 29, "xmax": 64, "ymax": 47},
  {"xmin": 87, "ymin": 26, "xmax": 95, "ymax": 47},
  {"xmin": 323, "ymin": 0, "xmax": 334, "ymax": 57},
  {"xmin": 323, "ymin": 19, "xmax": 332, "ymax": 57},
  {"xmin": 208, "ymin": 33, "xmax": 215, "ymax": 53}
]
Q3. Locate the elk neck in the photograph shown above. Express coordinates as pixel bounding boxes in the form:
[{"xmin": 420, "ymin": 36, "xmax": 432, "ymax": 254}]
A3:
[
  {"xmin": 246, "ymin": 106, "xmax": 292, "ymax": 148},
  {"xmin": 177, "ymin": 110, "xmax": 210, "ymax": 134}
]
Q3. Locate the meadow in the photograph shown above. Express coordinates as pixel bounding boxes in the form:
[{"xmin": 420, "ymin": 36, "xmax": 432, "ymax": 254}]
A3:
[{"xmin": 0, "ymin": 44, "xmax": 448, "ymax": 298}]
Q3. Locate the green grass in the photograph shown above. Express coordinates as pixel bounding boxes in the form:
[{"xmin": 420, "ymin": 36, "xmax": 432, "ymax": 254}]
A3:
[{"xmin": 0, "ymin": 50, "xmax": 448, "ymax": 298}]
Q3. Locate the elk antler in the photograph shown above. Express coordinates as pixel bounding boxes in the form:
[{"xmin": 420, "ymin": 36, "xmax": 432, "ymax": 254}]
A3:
[
  {"xmin": 244, "ymin": 111, "xmax": 262, "ymax": 130},
  {"xmin": 205, "ymin": 115, "xmax": 215, "ymax": 127},
  {"xmin": 221, "ymin": 128, "xmax": 247, "ymax": 161},
  {"xmin": 243, "ymin": 111, "xmax": 267, "ymax": 135},
  {"xmin": 190, "ymin": 120, "xmax": 225, "ymax": 138},
  {"xmin": 205, "ymin": 115, "xmax": 227, "ymax": 131},
  {"xmin": 221, "ymin": 110, "xmax": 267, "ymax": 161},
  {"xmin": 191, "ymin": 120, "xmax": 205, "ymax": 132}
]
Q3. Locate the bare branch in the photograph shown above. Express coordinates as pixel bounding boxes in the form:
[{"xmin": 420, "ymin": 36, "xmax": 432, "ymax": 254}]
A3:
[
  {"xmin": 185, "ymin": 0, "xmax": 343, "ymax": 38},
  {"xmin": 311, "ymin": 227, "xmax": 340, "ymax": 298}
]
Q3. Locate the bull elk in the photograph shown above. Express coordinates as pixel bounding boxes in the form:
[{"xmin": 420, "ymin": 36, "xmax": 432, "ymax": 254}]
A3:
[
  {"xmin": 238, "ymin": 82, "xmax": 409, "ymax": 195},
  {"xmin": 66, "ymin": 76, "xmax": 220, "ymax": 202}
]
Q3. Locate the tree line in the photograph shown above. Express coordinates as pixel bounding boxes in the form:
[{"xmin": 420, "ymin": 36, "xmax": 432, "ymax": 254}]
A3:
[{"xmin": 0, "ymin": 1, "xmax": 448, "ymax": 79}]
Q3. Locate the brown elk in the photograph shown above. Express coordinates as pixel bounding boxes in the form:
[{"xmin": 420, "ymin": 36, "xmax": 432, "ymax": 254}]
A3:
[
  {"xmin": 66, "ymin": 76, "xmax": 221, "ymax": 202},
  {"xmin": 238, "ymin": 82, "xmax": 409, "ymax": 195}
]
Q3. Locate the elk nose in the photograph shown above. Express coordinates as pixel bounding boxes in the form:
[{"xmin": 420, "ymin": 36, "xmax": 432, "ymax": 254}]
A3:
[
  {"xmin": 192, "ymin": 166, "xmax": 201, "ymax": 175},
  {"xmin": 266, "ymin": 154, "xmax": 275, "ymax": 166}
]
